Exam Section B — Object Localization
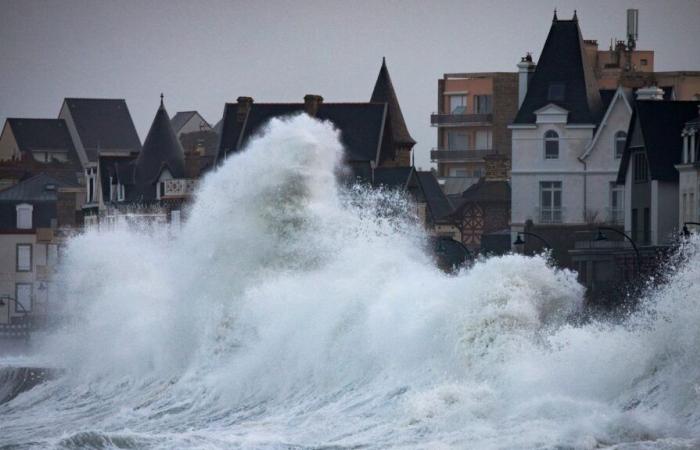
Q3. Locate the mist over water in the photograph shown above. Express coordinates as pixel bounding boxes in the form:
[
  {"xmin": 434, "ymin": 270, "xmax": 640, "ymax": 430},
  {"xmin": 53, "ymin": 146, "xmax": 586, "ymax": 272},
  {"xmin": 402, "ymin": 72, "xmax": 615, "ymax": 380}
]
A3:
[{"xmin": 2, "ymin": 115, "xmax": 700, "ymax": 449}]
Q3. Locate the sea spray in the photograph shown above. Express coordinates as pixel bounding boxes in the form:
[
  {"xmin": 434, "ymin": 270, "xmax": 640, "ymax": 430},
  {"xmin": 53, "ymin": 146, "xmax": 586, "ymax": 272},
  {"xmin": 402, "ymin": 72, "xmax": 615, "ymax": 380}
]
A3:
[{"xmin": 1, "ymin": 114, "xmax": 699, "ymax": 449}]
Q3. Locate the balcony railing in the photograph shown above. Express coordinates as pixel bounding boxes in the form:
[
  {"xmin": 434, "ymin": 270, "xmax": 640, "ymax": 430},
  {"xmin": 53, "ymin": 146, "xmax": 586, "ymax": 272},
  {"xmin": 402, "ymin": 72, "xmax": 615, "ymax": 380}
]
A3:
[
  {"xmin": 606, "ymin": 208, "xmax": 625, "ymax": 225},
  {"xmin": 430, "ymin": 148, "xmax": 498, "ymax": 162},
  {"xmin": 430, "ymin": 113, "xmax": 493, "ymax": 126},
  {"xmin": 536, "ymin": 207, "xmax": 565, "ymax": 224},
  {"xmin": 163, "ymin": 179, "xmax": 196, "ymax": 198}
]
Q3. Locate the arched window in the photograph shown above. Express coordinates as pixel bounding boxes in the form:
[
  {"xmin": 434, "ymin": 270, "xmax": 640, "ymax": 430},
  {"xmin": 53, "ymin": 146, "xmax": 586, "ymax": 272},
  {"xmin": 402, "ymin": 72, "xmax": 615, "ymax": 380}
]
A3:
[
  {"xmin": 615, "ymin": 131, "xmax": 627, "ymax": 159},
  {"xmin": 544, "ymin": 130, "xmax": 559, "ymax": 159}
]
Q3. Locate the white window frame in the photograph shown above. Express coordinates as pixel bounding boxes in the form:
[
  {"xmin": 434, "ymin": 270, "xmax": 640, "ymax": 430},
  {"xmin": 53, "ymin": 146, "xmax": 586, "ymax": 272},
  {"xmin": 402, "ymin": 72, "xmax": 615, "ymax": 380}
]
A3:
[
  {"xmin": 16, "ymin": 203, "xmax": 33, "ymax": 229},
  {"xmin": 614, "ymin": 130, "xmax": 627, "ymax": 159},
  {"xmin": 117, "ymin": 183, "xmax": 125, "ymax": 201},
  {"xmin": 449, "ymin": 95, "xmax": 467, "ymax": 114},
  {"xmin": 544, "ymin": 130, "xmax": 559, "ymax": 159},
  {"xmin": 16, "ymin": 244, "xmax": 32, "ymax": 272},
  {"xmin": 539, "ymin": 181, "xmax": 562, "ymax": 223},
  {"xmin": 609, "ymin": 184, "xmax": 624, "ymax": 224},
  {"xmin": 15, "ymin": 283, "xmax": 32, "ymax": 313}
]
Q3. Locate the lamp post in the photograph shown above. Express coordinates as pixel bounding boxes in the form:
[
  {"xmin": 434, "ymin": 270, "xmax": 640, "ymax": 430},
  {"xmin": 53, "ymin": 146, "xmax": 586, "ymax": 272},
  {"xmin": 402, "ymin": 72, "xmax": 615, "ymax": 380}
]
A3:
[
  {"xmin": 435, "ymin": 236, "xmax": 473, "ymax": 266},
  {"xmin": 682, "ymin": 222, "xmax": 700, "ymax": 237},
  {"xmin": 595, "ymin": 226, "xmax": 641, "ymax": 276},
  {"xmin": 513, "ymin": 231, "xmax": 552, "ymax": 250}
]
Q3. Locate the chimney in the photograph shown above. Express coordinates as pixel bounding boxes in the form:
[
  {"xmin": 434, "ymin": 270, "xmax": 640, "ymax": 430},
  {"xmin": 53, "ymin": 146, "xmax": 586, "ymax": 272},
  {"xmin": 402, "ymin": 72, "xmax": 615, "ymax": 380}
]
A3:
[
  {"xmin": 484, "ymin": 153, "xmax": 510, "ymax": 181},
  {"xmin": 236, "ymin": 96, "xmax": 253, "ymax": 123},
  {"xmin": 304, "ymin": 94, "xmax": 323, "ymax": 116},
  {"xmin": 636, "ymin": 86, "xmax": 664, "ymax": 101},
  {"xmin": 517, "ymin": 53, "xmax": 536, "ymax": 108}
]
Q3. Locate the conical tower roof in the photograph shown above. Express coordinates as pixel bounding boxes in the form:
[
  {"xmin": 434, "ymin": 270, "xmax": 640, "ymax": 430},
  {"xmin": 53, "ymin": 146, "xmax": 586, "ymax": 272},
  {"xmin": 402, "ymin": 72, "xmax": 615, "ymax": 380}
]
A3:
[
  {"xmin": 370, "ymin": 58, "xmax": 416, "ymax": 146},
  {"xmin": 135, "ymin": 94, "xmax": 185, "ymax": 184}
]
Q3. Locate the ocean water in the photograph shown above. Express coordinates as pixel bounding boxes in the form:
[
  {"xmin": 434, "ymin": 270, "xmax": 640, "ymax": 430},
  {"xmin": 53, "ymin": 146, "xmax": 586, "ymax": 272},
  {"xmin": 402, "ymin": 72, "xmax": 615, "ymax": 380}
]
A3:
[{"xmin": 1, "ymin": 114, "xmax": 699, "ymax": 449}]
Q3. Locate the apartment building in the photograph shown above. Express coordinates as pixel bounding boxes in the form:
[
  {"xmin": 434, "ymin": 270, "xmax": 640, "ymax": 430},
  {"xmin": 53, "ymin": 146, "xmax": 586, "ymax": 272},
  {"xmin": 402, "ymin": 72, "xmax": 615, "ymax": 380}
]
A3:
[{"xmin": 430, "ymin": 72, "xmax": 517, "ymax": 194}]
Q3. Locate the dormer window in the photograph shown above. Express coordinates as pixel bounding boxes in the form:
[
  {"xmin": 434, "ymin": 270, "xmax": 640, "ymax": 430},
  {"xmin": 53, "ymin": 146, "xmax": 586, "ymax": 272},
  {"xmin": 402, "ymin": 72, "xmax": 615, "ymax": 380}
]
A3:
[
  {"xmin": 614, "ymin": 131, "xmax": 627, "ymax": 159},
  {"xmin": 544, "ymin": 130, "xmax": 559, "ymax": 159},
  {"xmin": 16, "ymin": 203, "xmax": 33, "ymax": 229},
  {"xmin": 547, "ymin": 83, "xmax": 566, "ymax": 101}
]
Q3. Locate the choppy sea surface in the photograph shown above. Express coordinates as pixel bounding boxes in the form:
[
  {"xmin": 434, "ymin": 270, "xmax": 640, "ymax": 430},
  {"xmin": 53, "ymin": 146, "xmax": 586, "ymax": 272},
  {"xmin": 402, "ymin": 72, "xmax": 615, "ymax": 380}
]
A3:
[{"xmin": 2, "ymin": 115, "xmax": 700, "ymax": 449}]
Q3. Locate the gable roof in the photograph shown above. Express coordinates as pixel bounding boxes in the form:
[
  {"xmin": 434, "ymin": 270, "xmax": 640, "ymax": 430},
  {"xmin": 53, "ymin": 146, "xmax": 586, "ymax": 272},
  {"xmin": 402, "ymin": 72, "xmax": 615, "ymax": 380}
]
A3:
[
  {"xmin": 134, "ymin": 97, "xmax": 186, "ymax": 185},
  {"xmin": 62, "ymin": 98, "xmax": 141, "ymax": 161},
  {"xmin": 170, "ymin": 111, "xmax": 210, "ymax": 133},
  {"xmin": 580, "ymin": 86, "xmax": 633, "ymax": 161},
  {"xmin": 513, "ymin": 17, "xmax": 602, "ymax": 125},
  {"xmin": 372, "ymin": 166, "xmax": 413, "ymax": 189},
  {"xmin": 6, "ymin": 119, "xmax": 77, "ymax": 154},
  {"xmin": 415, "ymin": 171, "xmax": 453, "ymax": 222},
  {"xmin": 0, "ymin": 173, "xmax": 74, "ymax": 202},
  {"xmin": 370, "ymin": 58, "xmax": 415, "ymax": 146},
  {"xmin": 616, "ymin": 100, "xmax": 700, "ymax": 183},
  {"xmin": 216, "ymin": 102, "xmax": 387, "ymax": 163}
]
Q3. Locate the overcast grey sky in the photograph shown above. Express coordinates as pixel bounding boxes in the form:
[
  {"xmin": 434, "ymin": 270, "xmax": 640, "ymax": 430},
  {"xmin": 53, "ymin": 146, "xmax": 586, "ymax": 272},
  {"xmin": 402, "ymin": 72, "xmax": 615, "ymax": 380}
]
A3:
[{"xmin": 1, "ymin": 0, "xmax": 699, "ymax": 169}]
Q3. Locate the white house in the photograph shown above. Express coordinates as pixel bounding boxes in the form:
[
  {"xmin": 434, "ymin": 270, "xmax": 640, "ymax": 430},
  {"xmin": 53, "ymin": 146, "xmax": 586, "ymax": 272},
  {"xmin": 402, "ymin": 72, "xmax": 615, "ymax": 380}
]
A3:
[{"xmin": 676, "ymin": 108, "xmax": 700, "ymax": 229}]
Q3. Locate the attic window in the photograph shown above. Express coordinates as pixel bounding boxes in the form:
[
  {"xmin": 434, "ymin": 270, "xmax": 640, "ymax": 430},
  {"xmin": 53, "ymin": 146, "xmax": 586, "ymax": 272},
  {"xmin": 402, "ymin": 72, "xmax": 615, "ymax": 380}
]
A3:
[
  {"xmin": 547, "ymin": 83, "xmax": 566, "ymax": 101},
  {"xmin": 640, "ymin": 59, "xmax": 648, "ymax": 66},
  {"xmin": 44, "ymin": 183, "xmax": 56, "ymax": 191}
]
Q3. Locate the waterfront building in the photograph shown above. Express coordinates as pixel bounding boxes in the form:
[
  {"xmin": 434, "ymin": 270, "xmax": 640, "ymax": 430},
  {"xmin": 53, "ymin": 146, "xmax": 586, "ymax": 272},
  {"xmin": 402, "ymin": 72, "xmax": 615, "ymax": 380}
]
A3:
[
  {"xmin": 430, "ymin": 72, "xmax": 517, "ymax": 194},
  {"xmin": 617, "ymin": 99, "xmax": 700, "ymax": 245},
  {"xmin": 170, "ymin": 111, "xmax": 212, "ymax": 138},
  {"xmin": 0, "ymin": 174, "xmax": 79, "ymax": 326},
  {"xmin": 676, "ymin": 107, "xmax": 700, "ymax": 229}
]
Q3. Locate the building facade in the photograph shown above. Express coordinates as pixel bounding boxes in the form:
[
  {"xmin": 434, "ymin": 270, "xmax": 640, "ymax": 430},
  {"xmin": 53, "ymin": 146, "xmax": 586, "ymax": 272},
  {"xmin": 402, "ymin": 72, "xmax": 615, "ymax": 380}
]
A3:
[
  {"xmin": 676, "ymin": 108, "xmax": 700, "ymax": 229},
  {"xmin": 430, "ymin": 72, "xmax": 517, "ymax": 193}
]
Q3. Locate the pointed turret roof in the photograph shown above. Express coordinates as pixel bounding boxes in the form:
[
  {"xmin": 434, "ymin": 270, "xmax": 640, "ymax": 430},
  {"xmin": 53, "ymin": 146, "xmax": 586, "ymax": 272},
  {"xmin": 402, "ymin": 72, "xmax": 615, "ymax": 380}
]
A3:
[
  {"xmin": 134, "ymin": 95, "xmax": 185, "ymax": 184},
  {"xmin": 370, "ymin": 58, "xmax": 415, "ymax": 146},
  {"xmin": 513, "ymin": 16, "xmax": 602, "ymax": 125}
]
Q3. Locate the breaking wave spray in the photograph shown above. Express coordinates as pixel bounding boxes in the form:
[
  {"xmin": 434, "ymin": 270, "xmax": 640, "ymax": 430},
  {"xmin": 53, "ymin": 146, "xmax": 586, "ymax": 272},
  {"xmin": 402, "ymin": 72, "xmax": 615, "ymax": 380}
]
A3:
[{"xmin": 2, "ymin": 114, "xmax": 700, "ymax": 449}]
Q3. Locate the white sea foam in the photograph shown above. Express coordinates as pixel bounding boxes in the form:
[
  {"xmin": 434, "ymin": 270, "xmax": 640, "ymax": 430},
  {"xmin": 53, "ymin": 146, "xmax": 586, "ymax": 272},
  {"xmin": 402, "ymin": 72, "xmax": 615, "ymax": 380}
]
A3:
[{"xmin": 1, "ymin": 114, "xmax": 699, "ymax": 449}]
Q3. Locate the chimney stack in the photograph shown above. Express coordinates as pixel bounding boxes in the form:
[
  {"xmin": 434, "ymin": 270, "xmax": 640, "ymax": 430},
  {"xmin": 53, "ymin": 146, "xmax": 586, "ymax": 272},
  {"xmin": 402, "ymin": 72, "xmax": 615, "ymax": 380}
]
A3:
[
  {"xmin": 304, "ymin": 94, "xmax": 323, "ymax": 116},
  {"xmin": 484, "ymin": 153, "xmax": 510, "ymax": 181},
  {"xmin": 517, "ymin": 53, "xmax": 536, "ymax": 108},
  {"xmin": 636, "ymin": 86, "xmax": 664, "ymax": 101},
  {"xmin": 236, "ymin": 96, "xmax": 253, "ymax": 123}
]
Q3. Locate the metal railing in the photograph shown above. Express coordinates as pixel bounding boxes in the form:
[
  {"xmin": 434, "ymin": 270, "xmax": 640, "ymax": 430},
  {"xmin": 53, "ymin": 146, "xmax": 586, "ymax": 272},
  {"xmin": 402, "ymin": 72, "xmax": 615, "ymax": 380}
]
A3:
[
  {"xmin": 430, "ymin": 148, "xmax": 497, "ymax": 162},
  {"xmin": 163, "ymin": 179, "xmax": 196, "ymax": 198},
  {"xmin": 430, "ymin": 113, "xmax": 493, "ymax": 126},
  {"xmin": 536, "ymin": 207, "xmax": 565, "ymax": 224}
]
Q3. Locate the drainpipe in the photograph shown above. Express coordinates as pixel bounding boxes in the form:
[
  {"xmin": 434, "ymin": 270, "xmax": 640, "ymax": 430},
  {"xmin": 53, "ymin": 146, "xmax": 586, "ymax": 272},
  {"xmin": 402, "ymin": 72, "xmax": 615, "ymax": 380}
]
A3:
[{"xmin": 578, "ymin": 156, "xmax": 587, "ymax": 223}]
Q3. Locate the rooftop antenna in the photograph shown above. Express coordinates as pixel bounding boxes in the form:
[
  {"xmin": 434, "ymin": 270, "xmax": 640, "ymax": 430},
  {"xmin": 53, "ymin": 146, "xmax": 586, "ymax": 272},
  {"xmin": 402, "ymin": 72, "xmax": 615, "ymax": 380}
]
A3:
[
  {"xmin": 626, "ymin": 9, "xmax": 638, "ymax": 50},
  {"xmin": 553, "ymin": 8, "xmax": 558, "ymax": 21}
]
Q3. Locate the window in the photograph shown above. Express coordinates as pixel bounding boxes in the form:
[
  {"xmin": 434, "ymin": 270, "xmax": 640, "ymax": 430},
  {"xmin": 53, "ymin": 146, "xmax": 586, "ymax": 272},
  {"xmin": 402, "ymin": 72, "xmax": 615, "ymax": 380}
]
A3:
[
  {"xmin": 634, "ymin": 152, "xmax": 648, "ymax": 182},
  {"xmin": 643, "ymin": 208, "xmax": 650, "ymax": 244},
  {"xmin": 449, "ymin": 95, "xmax": 467, "ymax": 114},
  {"xmin": 610, "ymin": 184, "xmax": 624, "ymax": 224},
  {"xmin": 15, "ymin": 283, "xmax": 32, "ymax": 313},
  {"xmin": 158, "ymin": 182, "xmax": 165, "ymax": 200},
  {"xmin": 87, "ymin": 170, "xmax": 95, "ymax": 203},
  {"xmin": 475, "ymin": 130, "xmax": 492, "ymax": 150},
  {"xmin": 447, "ymin": 131, "xmax": 468, "ymax": 150},
  {"xmin": 474, "ymin": 95, "xmax": 492, "ymax": 114},
  {"xmin": 47, "ymin": 244, "xmax": 58, "ymax": 266},
  {"xmin": 16, "ymin": 203, "xmax": 33, "ymax": 229},
  {"xmin": 544, "ymin": 130, "xmax": 559, "ymax": 159},
  {"xmin": 117, "ymin": 184, "xmax": 125, "ymax": 202},
  {"xmin": 614, "ymin": 131, "xmax": 627, "ymax": 159},
  {"xmin": 16, "ymin": 244, "xmax": 32, "ymax": 272},
  {"xmin": 540, "ymin": 181, "xmax": 562, "ymax": 223},
  {"xmin": 632, "ymin": 208, "xmax": 639, "ymax": 242},
  {"xmin": 547, "ymin": 83, "xmax": 566, "ymax": 101},
  {"xmin": 640, "ymin": 58, "xmax": 648, "ymax": 66}
]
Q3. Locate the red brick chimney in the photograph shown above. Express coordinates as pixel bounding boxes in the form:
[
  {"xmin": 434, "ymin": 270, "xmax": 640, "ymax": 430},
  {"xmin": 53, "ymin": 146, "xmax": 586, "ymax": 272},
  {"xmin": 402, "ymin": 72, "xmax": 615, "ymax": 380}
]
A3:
[{"xmin": 304, "ymin": 94, "xmax": 323, "ymax": 117}]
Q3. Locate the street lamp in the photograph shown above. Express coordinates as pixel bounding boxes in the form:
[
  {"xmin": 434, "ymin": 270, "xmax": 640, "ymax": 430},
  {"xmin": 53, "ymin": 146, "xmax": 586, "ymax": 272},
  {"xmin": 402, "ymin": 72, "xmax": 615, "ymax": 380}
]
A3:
[
  {"xmin": 595, "ymin": 226, "xmax": 641, "ymax": 276},
  {"xmin": 682, "ymin": 222, "xmax": 700, "ymax": 237},
  {"xmin": 513, "ymin": 231, "xmax": 552, "ymax": 249}
]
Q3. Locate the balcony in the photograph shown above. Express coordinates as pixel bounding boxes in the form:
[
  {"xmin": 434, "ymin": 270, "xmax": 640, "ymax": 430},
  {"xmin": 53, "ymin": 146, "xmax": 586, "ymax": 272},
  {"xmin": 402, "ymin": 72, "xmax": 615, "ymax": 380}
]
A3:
[
  {"xmin": 536, "ymin": 207, "xmax": 565, "ymax": 224},
  {"xmin": 431, "ymin": 148, "xmax": 498, "ymax": 163},
  {"xmin": 606, "ymin": 208, "xmax": 625, "ymax": 225},
  {"xmin": 163, "ymin": 179, "xmax": 196, "ymax": 198},
  {"xmin": 430, "ymin": 113, "xmax": 493, "ymax": 127}
]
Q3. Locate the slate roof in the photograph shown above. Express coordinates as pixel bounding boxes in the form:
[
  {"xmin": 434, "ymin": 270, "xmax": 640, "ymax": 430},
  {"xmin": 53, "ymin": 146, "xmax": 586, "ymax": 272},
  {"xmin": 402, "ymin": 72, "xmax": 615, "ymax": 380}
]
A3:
[
  {"xmin": 170, "ymin": 111, "xmax": 210, "ymax": 133},
  {"xmin": 62, "ymin": 98, "xmax": 141, "ymax": 161},
  {"xmin": 513, "ymin": 17, "xmax": 602, "ymax": 125},
  {"xmin": 0, "ymin": 173, "xmax": 73, "ymax": 201},
  {"xmin": 460, "ymin": 179, "xmax": 511, "ymax": 203},
  {"xmin": 370, "ymin": 58, "xmax": 415, "ymax": 146},
  {"xmin": 217, "ymin": 103, "xmax": 387, "ymax": 163},
  {"xmin": 415, "ymin": 171, "xmax": 453, "ymax": 221},
  {"xmin": 134, "ymin": 98, "xmax": 186, "ymax": 185},
  {"xmin": 372, "ymin": 166, "xmax": 413, "ymax": 189},
  {"xmin": 617, "ymin": 100, "xmax": 700, "ymax": 183}
]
